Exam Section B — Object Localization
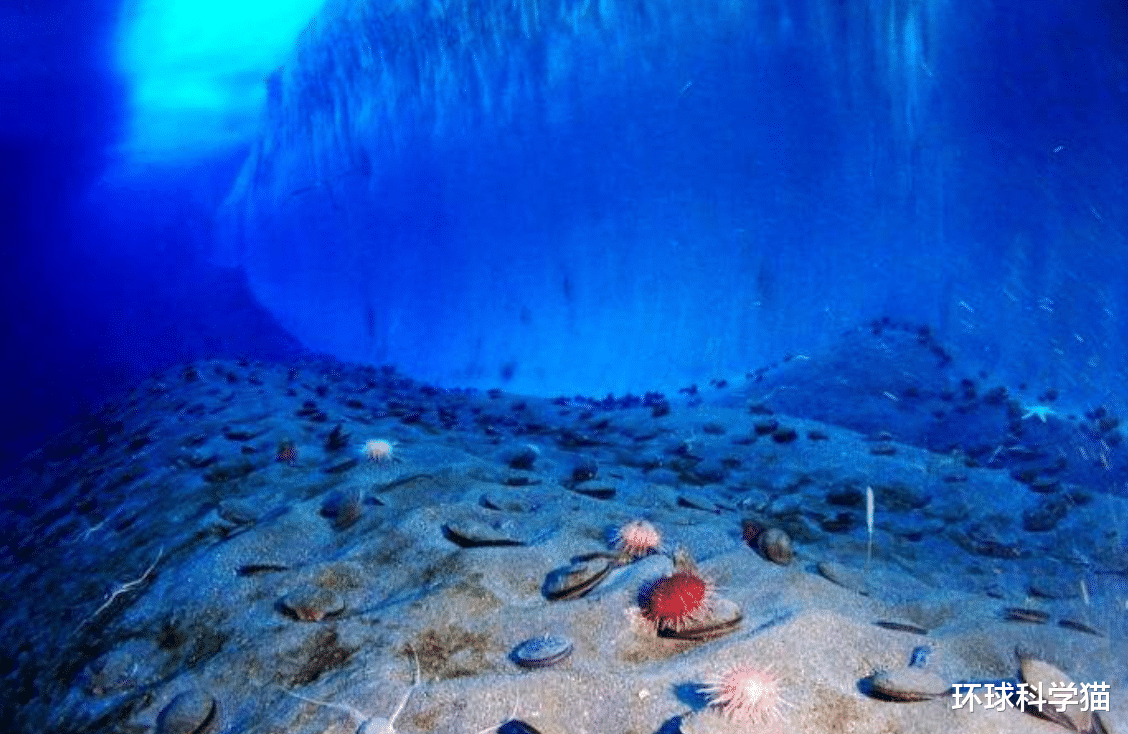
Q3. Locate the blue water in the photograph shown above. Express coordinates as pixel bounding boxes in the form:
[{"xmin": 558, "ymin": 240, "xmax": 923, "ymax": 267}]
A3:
[{"xmin": 0, "ymin": 4, "xmax": 1126, "ymax": 728}]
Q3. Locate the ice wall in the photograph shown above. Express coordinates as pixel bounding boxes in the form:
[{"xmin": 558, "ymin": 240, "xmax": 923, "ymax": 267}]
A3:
[{"xmin": 217, "ymin": 0, "xmax": 1128, "ymax": 400}]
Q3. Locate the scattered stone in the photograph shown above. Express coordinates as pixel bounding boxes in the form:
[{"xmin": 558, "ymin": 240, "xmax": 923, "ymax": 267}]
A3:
[
  {"xmin": 770, "ymin": 426, "xmax": 799, "ymax": 443},
  {"xmin": 235, "ymin": 563, "xmax": 289, "ymax": 576},
  {"xmin": 757, "ymin": 527, "xmax": 794, "ymax": 565},
  {"xmin": 570, "ymin": 459, "xmax": 598, "ymax": 482},
  {"xmin": 817, "ymin": 561, "xmax": 868, "ymax": 594},
  {"xmin": 740, "ymin": 518, "xmax": 766, "ymax": 548},
  {"xmin": 479, "ymin": 490, "xmax": 545, "ymax": 513},
  {"xmin": 752, "ymin": 419, "xmax": 779, "ymax": 435},
  {"xmin": 498, "ymin": 720, "xmax": 549, "ymax": 734},
  {"xmin": 320, "ymin": 489, "xmax": 364, "ymax": 530},
  {"xmin": 1022, "ymin": 495, "xmax": 1071, "ymax": 532},
  {"xmin": 503, "ymin": 445, "xmax": 539, "ymax": 470},
  {"xmin": 1028, "ymin": 476, "xmax": 1062, "ymax": 494}
]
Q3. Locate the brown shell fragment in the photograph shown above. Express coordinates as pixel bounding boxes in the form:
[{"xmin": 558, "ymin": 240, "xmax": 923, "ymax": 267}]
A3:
[{"xmin": 543, "ymin": 559, "xmax": 612, "ymax": 601}]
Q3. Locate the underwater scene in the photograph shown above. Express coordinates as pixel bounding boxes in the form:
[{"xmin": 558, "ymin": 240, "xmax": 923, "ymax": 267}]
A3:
[{"xmin": 2, "ymin": 0, "xmax": 1126, "ymax": 732}]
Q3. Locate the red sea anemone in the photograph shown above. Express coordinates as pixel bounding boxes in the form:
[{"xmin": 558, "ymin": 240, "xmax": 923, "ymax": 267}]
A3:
[{"xmin": 640, "ymin": 570, "xmax": 712, "ymax": 632}]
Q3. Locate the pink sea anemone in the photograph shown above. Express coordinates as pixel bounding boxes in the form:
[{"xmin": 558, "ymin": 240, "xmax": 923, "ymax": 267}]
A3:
[
  {"xmin": 615, "ymin": 519, "xmax": 661, "ymax": 559},
  {"xmin": 363, "ymin": 438, "xmax": 395, "ymax": 462},
  {"xmin": 702, "ymin": 665, "xmax": 784, "ymax": 725}
]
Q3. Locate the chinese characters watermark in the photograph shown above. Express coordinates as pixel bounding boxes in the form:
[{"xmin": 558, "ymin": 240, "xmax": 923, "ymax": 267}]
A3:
[{"xmin": 952, "ymin": 682, "xmax": 1110, "ymax": 713}]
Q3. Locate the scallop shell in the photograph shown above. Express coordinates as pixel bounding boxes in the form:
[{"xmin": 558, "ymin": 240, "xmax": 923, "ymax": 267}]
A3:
[{"xmin": 511, "ymin": 635, "xmax": 574, "ymax": 669}]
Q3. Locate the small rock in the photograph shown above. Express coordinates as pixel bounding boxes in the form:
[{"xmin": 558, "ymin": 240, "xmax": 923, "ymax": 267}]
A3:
[
  {"xmin": 1022, "ymin": 495, "xmax": 1071, "ymax": 532},
  {"xmin": 758, "ymin": 527, "xmax": 794, "ymax": 565},
  {"xmin": 770, "ymin": 426, "xmax": 798, "ymax": 443},
  {"xmin": 320, "ymin": 489, "xmax": 364, "ymax": 530},
  {"xmin": 503, "ymin": 445, "xmax": 539, "ymax": 471}
]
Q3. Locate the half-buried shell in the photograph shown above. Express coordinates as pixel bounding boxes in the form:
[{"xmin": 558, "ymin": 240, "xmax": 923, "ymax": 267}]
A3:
[
  {"xmin": 511, "ymin": 635, "xmax": 574, "ymax": 669},
  {"xmin": 1019, "ymin": 653, "xmax": 1093, "ymax": 733},
  {"xmin": 543, "ymin": 558, "xmax": 611, "ymax": 601},
  {"xmin": 156, "ymin": 690, "xmax": 218, "ymax": 734},
  {"xmin": 865, "ymin": 668, "xmax": 951, "ymax": 701},
  {"xmin": 659, "ymin": 597, "xmax": 743, "ymax": 642}
]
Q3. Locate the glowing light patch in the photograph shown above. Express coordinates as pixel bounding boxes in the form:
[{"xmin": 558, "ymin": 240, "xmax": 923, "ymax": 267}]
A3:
[{"xmin": 115, "ymin": 0, "xmax": 325, "ymax": 162}]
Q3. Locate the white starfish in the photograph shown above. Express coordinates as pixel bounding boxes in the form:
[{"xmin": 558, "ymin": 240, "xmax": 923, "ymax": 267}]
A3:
[
  {"xmin": 1021, "ymin": 404, "xmax": 1058, "ymax": 423},
  {"xmin": 284, "ymin": 646, "xmax": 420, "ymax": 734}
]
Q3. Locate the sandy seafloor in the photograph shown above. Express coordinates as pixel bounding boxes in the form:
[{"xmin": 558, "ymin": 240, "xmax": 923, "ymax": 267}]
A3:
[{"xmin": 0, "ymin": 322, "xmax": 1125, "ymax": 734}]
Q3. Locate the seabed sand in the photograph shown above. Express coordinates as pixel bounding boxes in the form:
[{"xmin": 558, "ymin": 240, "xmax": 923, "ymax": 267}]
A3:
[{"xmin": 0, "ymin": 342, "xmax": 1124, "ymax": 733}]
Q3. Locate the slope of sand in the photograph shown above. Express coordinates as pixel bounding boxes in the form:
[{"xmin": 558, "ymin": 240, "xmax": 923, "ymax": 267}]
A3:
[{"xmin": 0, "ymin": 339, "xmax": 1124, "ymax": 733}]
